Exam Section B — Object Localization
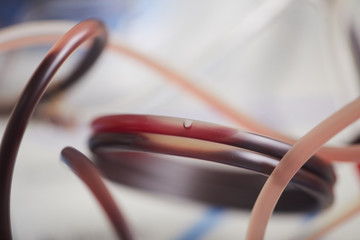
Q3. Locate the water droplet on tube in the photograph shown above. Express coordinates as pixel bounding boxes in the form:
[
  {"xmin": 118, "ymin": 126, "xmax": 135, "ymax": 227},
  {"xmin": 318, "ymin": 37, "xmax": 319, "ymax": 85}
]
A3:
[{"xmin": 183, "ymin": 120, "xmax": 192, "ymax": 129}]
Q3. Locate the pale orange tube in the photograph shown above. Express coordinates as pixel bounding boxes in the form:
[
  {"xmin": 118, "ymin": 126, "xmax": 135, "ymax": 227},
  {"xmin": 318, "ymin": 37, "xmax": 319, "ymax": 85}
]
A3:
[
  {"xmin": 305, "ymin": 199, "xmax": 360, "ymax": 240},
  {"xmin": 1, "ymin": 22, "xmax": 360, "ymax": 163},
  {"xmin": 246, "ymin": 97, "xmax": 360, "ymax": 239}
]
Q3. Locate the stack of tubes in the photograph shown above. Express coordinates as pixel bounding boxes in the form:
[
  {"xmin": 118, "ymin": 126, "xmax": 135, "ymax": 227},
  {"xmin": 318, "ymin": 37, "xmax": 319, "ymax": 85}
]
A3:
[{"xmin": 0, "ymin": 19, "xmax": 360, "ymax": 239}]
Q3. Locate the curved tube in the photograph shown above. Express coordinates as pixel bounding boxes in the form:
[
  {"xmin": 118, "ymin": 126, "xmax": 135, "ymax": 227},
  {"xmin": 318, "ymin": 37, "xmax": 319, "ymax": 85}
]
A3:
[
  {"xmin": 0, "ymin": 21, "xmax": 360, "ymax": 162},
  {"xmin": 89, "ymin": 114, "xmax": 335, "ymax": 212},
  {"xmin": 1, "ymin": 21, "xmax": 360, "ymax": 162},
  {"xmin": 246, "ymin": 97, "xmax": 360, "ymax": 240},
  {"xmin": 0, "ymin": 19, "xmax": 107, "ymax": 239},
  {"xmin": 61, "ymin": 147, "xmax": 134, "ymax": 240}
]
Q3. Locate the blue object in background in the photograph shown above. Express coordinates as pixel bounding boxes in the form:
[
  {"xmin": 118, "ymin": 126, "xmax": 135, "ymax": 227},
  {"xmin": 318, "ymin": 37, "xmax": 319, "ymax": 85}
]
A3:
[
  {"xmin": 178, "ymin": 207, "xmax": 225, "ymax": 240},
  {"xmin": 0, "ymin": 0, "xmax": 150, "ymax": 30},
  {"xmin": 0, "ymin": 0, "xmax": 26, "ymax": 28}
]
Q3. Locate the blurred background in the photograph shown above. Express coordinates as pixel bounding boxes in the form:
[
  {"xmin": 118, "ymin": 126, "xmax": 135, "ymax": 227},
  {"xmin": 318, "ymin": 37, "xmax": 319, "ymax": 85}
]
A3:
[{"xmin": 1, "ymin": 0, "xmax": 360, "ymax": 239}]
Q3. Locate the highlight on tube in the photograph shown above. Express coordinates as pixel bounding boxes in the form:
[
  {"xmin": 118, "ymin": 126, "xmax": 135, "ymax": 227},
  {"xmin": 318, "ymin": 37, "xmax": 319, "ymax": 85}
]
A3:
[{"xmin": 1, "ymin": 1, "xmax": 360, "ymax": 239}]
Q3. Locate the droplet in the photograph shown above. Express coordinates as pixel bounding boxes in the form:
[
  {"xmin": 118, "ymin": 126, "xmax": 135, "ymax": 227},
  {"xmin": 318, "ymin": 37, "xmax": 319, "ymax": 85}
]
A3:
[{"xmin": 183, "ymin": 120, "xmax": 192, "ymax": 129}]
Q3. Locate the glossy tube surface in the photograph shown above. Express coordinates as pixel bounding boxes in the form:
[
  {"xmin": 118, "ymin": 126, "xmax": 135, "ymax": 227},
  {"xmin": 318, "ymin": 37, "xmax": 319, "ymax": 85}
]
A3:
[
  {"xmin": 0, "ymin": 19, "xmax": 107, "ymax": 239},
  {"xmin": 89, "ymin": 114, "xmax": 335, "ymax": 212},
  {"xmin": 61, "ymin": 147, "xmax": 134, "ymax": 240}
]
